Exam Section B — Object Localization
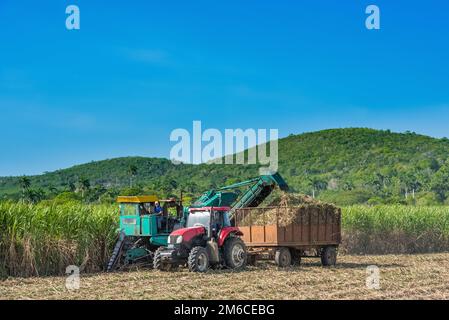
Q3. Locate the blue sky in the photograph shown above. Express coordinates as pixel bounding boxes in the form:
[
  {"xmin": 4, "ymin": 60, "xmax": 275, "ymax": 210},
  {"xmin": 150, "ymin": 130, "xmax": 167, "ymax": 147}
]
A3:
[{"xmin": 0, "ymin": 0, "xmax": 448, "ymax": 176}]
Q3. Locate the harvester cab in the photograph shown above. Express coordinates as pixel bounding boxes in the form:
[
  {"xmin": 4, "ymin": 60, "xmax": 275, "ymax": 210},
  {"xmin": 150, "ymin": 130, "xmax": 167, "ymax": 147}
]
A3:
[
  {"xmin": 106, "ymin": 196, "xmax": 183, "ymax": 272},
  {"xmin": 154, "ymin": 206, "xmax": 247, "ymax": 272}
]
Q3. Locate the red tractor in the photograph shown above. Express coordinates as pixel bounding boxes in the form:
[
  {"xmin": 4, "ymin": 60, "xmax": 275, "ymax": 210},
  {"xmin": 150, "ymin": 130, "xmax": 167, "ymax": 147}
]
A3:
[{"xmin": 153, "ymin": 207, "xmax": 247, "ymax": 272}]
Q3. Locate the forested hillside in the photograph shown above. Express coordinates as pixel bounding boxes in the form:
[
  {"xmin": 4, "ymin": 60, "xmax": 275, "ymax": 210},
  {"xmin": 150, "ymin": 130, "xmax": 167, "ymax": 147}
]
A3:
[{"xmin": 2, "ymin": 128, "xmax": 449, "ymax": 205}]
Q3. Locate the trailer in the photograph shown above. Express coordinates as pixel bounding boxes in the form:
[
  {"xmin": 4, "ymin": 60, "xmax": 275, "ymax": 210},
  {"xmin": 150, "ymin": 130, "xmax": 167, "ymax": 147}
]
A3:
[{"xmin": 234, "ymin": 206, "xmax": 341, "ymax": 267}]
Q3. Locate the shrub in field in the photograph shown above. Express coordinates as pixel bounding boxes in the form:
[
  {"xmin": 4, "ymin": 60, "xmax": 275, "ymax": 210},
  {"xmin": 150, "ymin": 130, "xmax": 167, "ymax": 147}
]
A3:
[
  {"xmin": 342, "ymin": 205, "xmax": 449, "ymax": 254},
  {"xmin": 0, "ymin": 201, "xmax": 118, "ymax": 277}
]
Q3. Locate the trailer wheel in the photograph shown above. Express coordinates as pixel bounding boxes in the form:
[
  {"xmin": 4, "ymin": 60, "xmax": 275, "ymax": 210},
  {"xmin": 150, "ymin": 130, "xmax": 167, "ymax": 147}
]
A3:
[
  {"xmin": 188, "ymin": 246, "xmax": 210, "ymax": 272},
  {"xmin": 224, "ymin": 237, "xmax": 247, "ymax": 270},
  {"xmin": 275, "ymin": 247, "xmax": 292, "ymax": 267},
  {"xmin": 321, "ymin": 246, "xmax": 337, "ymax": 266}
]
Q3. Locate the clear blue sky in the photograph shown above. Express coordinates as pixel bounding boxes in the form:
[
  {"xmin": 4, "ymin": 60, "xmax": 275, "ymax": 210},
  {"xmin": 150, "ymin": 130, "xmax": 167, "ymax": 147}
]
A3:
[{"xmin": 0, "ymin": 1, "xmax": 448, "ymax": 176}]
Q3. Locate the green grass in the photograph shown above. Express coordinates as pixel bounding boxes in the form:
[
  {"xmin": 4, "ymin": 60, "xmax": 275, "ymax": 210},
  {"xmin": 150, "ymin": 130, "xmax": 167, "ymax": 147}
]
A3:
[{"xmin": 2, "ymin": 201, "xmax": 449, "ymax": 277}]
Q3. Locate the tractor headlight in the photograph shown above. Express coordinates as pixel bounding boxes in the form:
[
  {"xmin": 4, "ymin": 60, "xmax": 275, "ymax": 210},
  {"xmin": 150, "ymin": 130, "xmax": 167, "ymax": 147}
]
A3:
[{"xmin": 168, "ymin": 235, "xmax": 183, "ymax": 244}]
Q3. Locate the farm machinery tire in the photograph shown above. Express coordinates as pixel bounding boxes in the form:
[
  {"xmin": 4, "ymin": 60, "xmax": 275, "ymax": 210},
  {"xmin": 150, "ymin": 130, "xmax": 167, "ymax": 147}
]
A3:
[
  {"xmin": 153, "ymin": 247, "xmax": 177, "ymax": 271},
  {"xmin": 275, "ymin": 247, "xmax": 292, "ymax": 267},
  {"xmin": 223, "ymin": 237, "xmax": 247, "ymax": 270},
  {"xmin": 188, "ymin": 246, "xmax": 210, "ymax": 272},
  {"xmin": 321, "ymin": 246, "xmax": 337, "ymax": 266}
]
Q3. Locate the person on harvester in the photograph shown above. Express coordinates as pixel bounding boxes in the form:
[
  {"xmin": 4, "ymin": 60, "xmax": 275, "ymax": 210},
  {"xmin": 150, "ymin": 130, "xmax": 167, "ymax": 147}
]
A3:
[
  {"xmin": 154, "ymin": 201, "xmax": 165, "ymax": 230},
  {"xmin": 154, "ymin": 201, "xmax": 162, "ymax": 214}
]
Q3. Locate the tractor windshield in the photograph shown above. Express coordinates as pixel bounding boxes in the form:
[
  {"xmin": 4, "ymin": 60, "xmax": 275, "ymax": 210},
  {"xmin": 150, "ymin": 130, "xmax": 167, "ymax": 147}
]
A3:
[
  {"xmin": 186, "ymin": 211, "xmax": 210, "ymax": 233},
  {"xmin": 120, "ymin": 204, "xmax": 138, "ymax": 216}
]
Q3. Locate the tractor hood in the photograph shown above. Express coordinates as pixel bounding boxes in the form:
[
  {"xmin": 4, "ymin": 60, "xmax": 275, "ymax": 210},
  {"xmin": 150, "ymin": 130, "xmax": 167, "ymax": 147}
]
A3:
[{"xmin": 170, "ymin": 226, "xmax": 205, "ymax": 243}]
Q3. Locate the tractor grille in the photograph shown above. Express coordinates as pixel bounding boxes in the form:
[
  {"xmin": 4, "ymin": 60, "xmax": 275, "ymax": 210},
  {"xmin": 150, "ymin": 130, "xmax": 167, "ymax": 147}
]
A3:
[{"xmin": 169, "ymin": 235, "xmax": 177, "ymax": 244}]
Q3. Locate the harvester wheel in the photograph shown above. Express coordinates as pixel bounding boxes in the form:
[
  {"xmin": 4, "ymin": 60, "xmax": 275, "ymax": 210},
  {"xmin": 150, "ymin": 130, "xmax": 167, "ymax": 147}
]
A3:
[
  {"xmin": 106, "ymin": 232, "xmax": 128, "ymax": 272},
  {"xmin": 275, "ymin": 247, "xmax": 292, "ymax": 267},
  {"xmin": 188, "ymin": 246, "xmax": 209, "ymax": 272},
  {"xmin": 223, "ymin": 237, "xmax": 247, "ymax": 270},
  {"xmin": 321, "ymin": 246, "xmax": 337, "ymax": 266}
]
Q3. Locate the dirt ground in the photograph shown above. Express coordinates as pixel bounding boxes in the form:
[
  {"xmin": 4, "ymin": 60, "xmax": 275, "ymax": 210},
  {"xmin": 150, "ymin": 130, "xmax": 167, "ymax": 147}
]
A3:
[{"xmin": 1, "ymin": 253, "xmax": 448, "ymax": 300}]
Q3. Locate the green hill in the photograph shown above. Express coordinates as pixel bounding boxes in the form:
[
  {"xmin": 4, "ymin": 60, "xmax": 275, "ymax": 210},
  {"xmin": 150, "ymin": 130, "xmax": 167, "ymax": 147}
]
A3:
[{"xmin": 2, "ymin": 128, "xmax": 449, "ymax": 205}]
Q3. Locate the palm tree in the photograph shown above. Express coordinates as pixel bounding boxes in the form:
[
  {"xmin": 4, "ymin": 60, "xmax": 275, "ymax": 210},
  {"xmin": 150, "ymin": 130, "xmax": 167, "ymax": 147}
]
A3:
[
  {"xmin": 309, "ymin": 177, "xmax": 327, "ymax": 198},
  {"xmin": 35, "ymin": 188, "xmax": 46, "ymax": 202},
  {"xmin": 19, "ymin": 176, "xmax": 31, "ymax": 200},
  {"xmin": 128, "ymin": 165, "xmax": 138, "ymax": 187},
  {"xmin": 77, "ymin": 177, "xmax": 90, "ymax": 198}
]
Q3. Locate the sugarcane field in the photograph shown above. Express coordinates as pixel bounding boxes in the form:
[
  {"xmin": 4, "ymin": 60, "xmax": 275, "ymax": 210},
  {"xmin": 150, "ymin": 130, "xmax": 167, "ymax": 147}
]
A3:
[
  {"xmin": 2, "ymin": 185, "xmax": 449, "ymax": 300},
  {"xmin": 1, "ymin": 1, "xmax": 449, "ymax": 314}
]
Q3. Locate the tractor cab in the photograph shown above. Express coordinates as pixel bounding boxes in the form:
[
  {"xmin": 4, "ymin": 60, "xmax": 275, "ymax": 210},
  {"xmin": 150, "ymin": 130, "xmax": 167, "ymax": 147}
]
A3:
[{"xmin": 185, "ymin": 207, "xmax": 232, "ymax": 239}]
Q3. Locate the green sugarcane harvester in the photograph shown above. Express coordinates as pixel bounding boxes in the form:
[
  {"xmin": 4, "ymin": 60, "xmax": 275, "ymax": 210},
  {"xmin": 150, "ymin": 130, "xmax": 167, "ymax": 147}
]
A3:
[{"xmin": 106, "ymin": 172, "xmax": 289, "ymax": 271}]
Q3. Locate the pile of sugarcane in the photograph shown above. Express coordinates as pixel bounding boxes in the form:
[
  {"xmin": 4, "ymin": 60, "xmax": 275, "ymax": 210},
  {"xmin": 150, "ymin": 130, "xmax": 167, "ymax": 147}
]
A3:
[{"xmin": 240, "ymin": 191, "xmax": 340, "ymax": 227}]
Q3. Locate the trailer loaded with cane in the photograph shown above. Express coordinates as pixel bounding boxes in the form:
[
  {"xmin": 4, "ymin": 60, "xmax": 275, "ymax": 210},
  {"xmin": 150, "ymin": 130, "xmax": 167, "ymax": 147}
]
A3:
[{"xmin": 234, "ymin": 203, "xmax": 341, "ymax": 267}]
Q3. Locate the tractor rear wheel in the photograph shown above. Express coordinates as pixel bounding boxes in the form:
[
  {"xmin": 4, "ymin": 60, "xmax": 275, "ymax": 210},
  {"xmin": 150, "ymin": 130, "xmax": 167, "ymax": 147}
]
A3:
[
  {"xmin": 188, "ymin": 246, "xmax": 209, "ymax": 272},
  {"xmin": 321, "ymin": 246, "xmax": 337, "ymax": 266},
  {"xmin": 224, "ymin": 237, "xmax": 247, "ymax": 270},
  {"xmin": 275, "ymin": 247, "xmax": 292, "ymax": 267}
]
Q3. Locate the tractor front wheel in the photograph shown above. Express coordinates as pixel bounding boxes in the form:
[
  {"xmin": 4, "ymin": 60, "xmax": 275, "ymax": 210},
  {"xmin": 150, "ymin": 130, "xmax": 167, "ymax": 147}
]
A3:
[
  {"xmin": 188, "ymin": 246, "xmax": 210, "ymax": 272},
  {"xmin": 154, "ymin": 247, "xmax": 179, "ymax": 271},
  {"xmin": 153, "ymin": 247, "xmax": 172, "ymax": 271},
  {"xmin": 224, "ymin": 237, "xmax": 247, "ymax": 270}
]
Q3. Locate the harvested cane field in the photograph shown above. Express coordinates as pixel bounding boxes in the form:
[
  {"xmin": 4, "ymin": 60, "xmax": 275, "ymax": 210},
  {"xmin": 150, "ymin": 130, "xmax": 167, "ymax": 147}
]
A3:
[
  {"xmin": 1, "ymin": 253, "xmax": 449, "ymax": 300},
  {"xmin": 2, "ymin": 199, "xmax": 449, "ymax": 277}
]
